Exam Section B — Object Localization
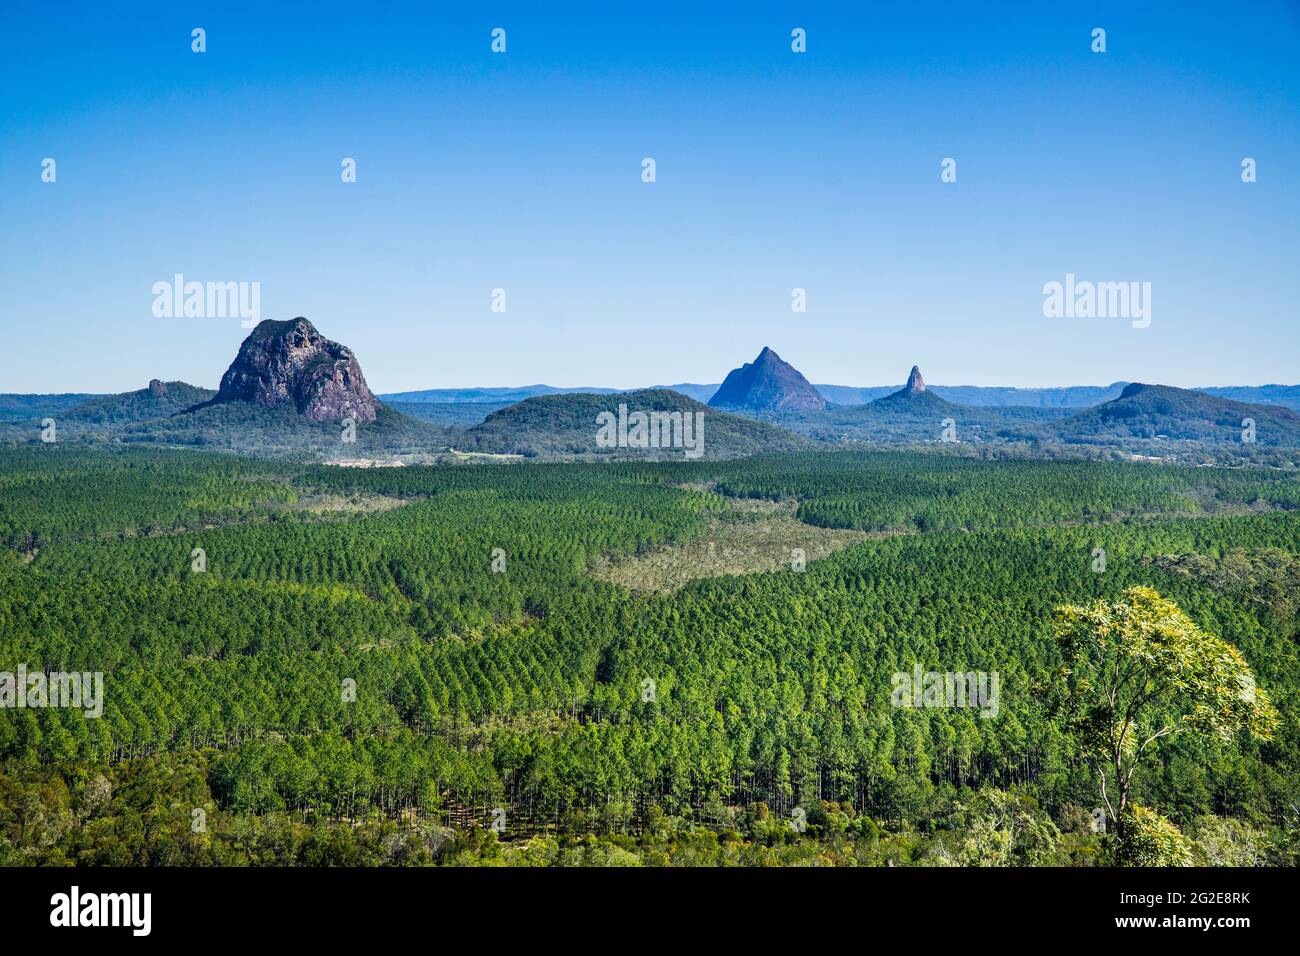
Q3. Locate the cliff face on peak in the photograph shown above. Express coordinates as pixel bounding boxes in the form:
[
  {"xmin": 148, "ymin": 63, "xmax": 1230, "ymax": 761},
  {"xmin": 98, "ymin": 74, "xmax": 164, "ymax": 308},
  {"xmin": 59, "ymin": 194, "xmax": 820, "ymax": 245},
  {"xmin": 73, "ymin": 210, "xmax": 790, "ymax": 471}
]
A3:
[
  {"xmin": 215, "ymin": 317, "xmax": 377, "ymax": 422},
  {"xmin": 708, "ymin": 347, "xmax": 827, "ymax": 412},
  {"xmin": 872, "ymin": 365, "xmax": 953, "ymax": 409}
]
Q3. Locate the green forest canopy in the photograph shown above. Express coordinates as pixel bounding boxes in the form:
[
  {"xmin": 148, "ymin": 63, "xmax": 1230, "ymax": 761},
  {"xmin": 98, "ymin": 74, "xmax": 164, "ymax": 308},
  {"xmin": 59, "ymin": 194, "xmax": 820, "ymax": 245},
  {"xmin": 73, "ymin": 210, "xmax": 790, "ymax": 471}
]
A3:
[{"xmin": 1, "ymin": 447, "xmax": 1296, "ymax": 865}]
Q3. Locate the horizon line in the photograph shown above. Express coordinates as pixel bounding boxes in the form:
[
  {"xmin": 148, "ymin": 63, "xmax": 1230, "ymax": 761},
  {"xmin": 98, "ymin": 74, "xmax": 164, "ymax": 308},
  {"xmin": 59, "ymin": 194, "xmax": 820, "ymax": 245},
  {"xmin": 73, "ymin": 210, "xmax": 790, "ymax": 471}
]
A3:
[{"xmin": 11, "ymin": 378, "xmax": 1299, "ymax": 398}]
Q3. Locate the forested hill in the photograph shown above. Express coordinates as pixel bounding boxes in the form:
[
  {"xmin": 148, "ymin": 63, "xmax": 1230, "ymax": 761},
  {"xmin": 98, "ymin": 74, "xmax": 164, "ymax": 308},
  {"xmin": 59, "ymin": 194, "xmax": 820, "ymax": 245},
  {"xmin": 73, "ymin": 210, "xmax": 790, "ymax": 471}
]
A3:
[
  {"xmin": 115, "ymin": 400, "xmax": 448, "ymax": 458},
  {"xmin": 62, "ymin": 380, "xmax": 215, "ymax": 424},
  {"xmin": 1045, "ymin": 383, "xmax": 1300, "ymax": 445},
  {"xmin": 457, "ymin": 388, "xmax": 811, "ymax": 459},
  {"xmin": 0, "ymin": 393, "xmax": 449, "ymax": 459}
]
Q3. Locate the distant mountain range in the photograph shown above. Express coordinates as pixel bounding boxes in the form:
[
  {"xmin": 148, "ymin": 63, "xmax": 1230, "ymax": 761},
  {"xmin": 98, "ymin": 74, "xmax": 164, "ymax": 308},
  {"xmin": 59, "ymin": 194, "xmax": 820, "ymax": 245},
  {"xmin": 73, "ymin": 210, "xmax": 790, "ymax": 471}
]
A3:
[
  {"xmin": 3, "ymin": 328, "xmax": 1298, "ymax": 459},
  {"xmin": 380, "ymin": 383, "xmax": 624, "ymax": 404},
  {"xmin": 0, "ymin": 393, "xmax": 100, "ymax": 422},
  {"xmin": 378, "ymin": 378, "xmax": 1300, "ymax": 411}
]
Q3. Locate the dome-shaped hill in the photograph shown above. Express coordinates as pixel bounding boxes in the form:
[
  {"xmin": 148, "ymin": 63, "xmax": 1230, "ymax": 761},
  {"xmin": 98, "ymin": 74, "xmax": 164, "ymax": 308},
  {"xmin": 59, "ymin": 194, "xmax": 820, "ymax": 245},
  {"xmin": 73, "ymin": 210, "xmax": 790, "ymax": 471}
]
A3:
[{"xmin": 460, "ymin": 388, "xmax": 810, "ymax": 459}]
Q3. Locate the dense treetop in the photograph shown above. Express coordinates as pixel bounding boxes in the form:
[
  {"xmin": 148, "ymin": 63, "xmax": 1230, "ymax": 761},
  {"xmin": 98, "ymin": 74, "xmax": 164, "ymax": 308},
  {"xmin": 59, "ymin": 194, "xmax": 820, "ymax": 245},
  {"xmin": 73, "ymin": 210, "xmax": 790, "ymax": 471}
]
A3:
[{"xmin": 1, "ymin": 446, "xmax": 1296, "ymax": 864}]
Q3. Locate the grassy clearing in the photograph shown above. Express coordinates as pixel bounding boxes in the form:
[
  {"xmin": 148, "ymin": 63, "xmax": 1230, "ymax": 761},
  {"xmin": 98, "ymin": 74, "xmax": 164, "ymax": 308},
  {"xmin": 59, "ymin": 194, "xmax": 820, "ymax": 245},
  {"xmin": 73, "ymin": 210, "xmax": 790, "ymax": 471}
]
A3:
[
  {"xmin": 448, "ymin": 449, "xmax": 526, "ymax": 462},
  {"xmin": 291, "ymin": 492, "xmax": 410, "ymax": 515},
  {"xmin": 589, "ymin": 497, "xmax": 878, "ymax": 594}
]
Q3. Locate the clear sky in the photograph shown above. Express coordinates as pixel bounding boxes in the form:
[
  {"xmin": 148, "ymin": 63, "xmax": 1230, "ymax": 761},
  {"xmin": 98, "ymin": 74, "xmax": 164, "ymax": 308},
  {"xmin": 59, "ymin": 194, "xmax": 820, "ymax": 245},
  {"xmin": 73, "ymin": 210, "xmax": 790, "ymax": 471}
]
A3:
[{"xmin": 2, "ymin": 1, "xmax": 1297, "ymax": 393}]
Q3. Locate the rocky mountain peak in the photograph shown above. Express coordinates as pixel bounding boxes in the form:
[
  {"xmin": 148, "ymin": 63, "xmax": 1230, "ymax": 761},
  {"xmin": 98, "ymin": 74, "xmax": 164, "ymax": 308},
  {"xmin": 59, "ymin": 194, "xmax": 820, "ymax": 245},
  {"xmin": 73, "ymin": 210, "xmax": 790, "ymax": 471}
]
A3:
[
  {"xmin": 906, "ymin": 366, "xmax": 926, "ymax": 393},
  {"xmin": 214, "ymin": 317, "xmax": 378, "ymax": 422},
  {"xmin": 708, "ymin": 347, "xmax": 827, "ymax": 412}
]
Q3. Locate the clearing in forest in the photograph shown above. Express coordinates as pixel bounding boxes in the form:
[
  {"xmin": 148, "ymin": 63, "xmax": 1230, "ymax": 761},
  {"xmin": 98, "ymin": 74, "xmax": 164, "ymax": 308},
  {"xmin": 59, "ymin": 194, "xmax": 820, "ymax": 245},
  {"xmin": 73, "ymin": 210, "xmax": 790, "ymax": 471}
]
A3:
[{"xmin": 588, "ymin": 497, "xmax": 877, "ymax": 594}]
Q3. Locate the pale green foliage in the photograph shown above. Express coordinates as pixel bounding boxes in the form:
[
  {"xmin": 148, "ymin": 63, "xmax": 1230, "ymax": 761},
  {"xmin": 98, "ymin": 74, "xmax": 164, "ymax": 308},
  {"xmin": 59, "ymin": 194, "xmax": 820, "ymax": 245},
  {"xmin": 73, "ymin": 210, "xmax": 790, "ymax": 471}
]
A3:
[
  {"xmin": 1052, "ymin": 586, "xmax": 1278, "ymax": 859},
  {"xmin": 1055, "ymin": 585, "xmax": 1278, "ymax": 746},
  {"xmin": 950, "ymin": 788, "xmax": 1061, "ymax": 867},
  {"xmin": 1188, "ymin": 815, "xmax": 1268, "ymax": 867},
  {"xmin": 1112, "ymin": 804, "xmax": 1193, "ymax": 867}
]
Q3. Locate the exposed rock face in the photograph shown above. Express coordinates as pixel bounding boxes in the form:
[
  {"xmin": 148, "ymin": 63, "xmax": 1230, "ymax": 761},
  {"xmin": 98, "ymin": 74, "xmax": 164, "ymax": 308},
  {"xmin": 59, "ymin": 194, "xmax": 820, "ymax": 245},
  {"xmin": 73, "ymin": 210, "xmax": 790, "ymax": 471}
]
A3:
[
  {"xmin": 870, "ymin": 364, "xmax": 957, "ymax": 410},
  {"xmin": 215, "ymin": 317, "xmax": 378, "ymax": 422},
  {"xmin": 876, "ymin": 364, "xmax": 938, "ymax": 403},
  {"xmin": 708, "ymin": 346, "xmax": 827, "ymax": 412},
  {"xmin": 148, "ymin": 379, "xmax": 168, "ymax": 397}
]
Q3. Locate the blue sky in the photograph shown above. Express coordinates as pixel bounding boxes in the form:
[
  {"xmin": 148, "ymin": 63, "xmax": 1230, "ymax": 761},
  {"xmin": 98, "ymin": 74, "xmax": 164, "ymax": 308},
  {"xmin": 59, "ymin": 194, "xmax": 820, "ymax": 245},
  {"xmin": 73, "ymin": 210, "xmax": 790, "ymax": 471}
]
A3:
[{"xmin": 2, "ymin": 1, "xmax": 1297, "ymax": 393}]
